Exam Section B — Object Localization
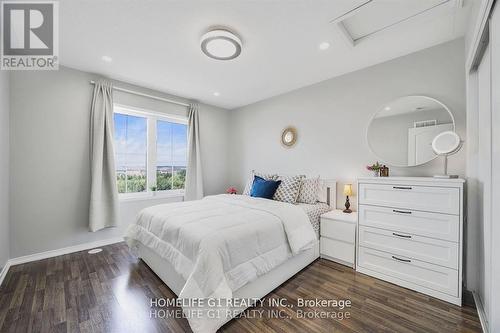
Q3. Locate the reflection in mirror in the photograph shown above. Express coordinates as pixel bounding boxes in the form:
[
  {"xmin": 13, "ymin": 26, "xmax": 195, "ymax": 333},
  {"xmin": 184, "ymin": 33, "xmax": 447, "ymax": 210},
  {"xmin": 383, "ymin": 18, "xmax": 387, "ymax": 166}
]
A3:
[{"xmin": 367, "ymin": 96, "xmax": 454, "ymax": 167}]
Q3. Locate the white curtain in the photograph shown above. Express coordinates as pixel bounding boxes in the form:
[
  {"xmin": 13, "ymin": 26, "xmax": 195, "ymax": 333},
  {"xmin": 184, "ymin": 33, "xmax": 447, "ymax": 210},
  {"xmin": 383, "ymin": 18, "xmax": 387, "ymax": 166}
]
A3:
[
  {"xmin": 89, "ymin": 80, "xmax": 119, "ymax": 232},
  {"xmin": 184, "ymin": 103, "xmax": 204, "ymax": 201}
]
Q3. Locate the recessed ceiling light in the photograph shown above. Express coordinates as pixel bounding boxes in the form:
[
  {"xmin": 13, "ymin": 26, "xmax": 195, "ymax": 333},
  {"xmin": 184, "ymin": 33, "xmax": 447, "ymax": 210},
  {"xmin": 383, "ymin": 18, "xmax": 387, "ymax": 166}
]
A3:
[
  {"xmin": 384, "ymin": 106, "xmax": 391, "ymax": 111},
  {"xmin": 319, "ymin": 42, "xmax": 330, "ymax": 50},
  {"xmin": 213, "ymin": 92, "xmax": 220, "ymax": 96},
  {"xmin": 201, "ymin": 29, "xmax": 242, "ymax": 60},
  {"xmin": 101, "ymin": 55, "xmax": 113, "ymax": 62}
]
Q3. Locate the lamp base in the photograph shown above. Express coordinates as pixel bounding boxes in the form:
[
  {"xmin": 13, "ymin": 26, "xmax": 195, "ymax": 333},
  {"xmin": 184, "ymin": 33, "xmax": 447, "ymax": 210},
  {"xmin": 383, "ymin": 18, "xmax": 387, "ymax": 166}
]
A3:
[{"xmin": 343, "ymin": 195, "xmax": 352, "ymax": 213}]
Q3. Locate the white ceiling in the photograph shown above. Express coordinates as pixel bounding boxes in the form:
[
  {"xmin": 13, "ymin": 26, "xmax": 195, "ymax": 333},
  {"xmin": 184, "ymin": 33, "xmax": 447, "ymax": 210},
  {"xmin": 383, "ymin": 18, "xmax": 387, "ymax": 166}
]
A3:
[{"xmin": 59, "ymin": 0, "xmax": 472, "ymax": 109}]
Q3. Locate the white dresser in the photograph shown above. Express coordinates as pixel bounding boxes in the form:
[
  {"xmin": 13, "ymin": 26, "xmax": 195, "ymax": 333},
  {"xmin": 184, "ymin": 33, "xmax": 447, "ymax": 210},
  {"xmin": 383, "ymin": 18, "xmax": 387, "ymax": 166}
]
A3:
[
  {"xmin": 320, "ymin": 210, "xmax": 357, "ymax": 268},
  {"xmin": 356, "ymin": 177, "xmax": 465, "ymax": 305}
]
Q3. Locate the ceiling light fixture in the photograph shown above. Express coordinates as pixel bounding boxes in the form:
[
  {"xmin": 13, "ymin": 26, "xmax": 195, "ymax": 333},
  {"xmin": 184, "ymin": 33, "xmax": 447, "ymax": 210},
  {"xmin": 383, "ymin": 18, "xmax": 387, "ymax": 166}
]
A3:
[
  {"xmin": 384, "ymin": 106, "xmax": 391, "ymax": 111},
  {"xmin": 201, "ymin": 29, "xmax": 242, "ymax": 60},
  {"xmin": 101, "ymin": 55, "xmax": 113, "ymax": 62},
  {"xmin": 319, "ymin": 42, "xmax": 330, "ymax": 50},
  {"xmin": 213, "ymin": 92, "xmax": 220, "ymax": 96}
]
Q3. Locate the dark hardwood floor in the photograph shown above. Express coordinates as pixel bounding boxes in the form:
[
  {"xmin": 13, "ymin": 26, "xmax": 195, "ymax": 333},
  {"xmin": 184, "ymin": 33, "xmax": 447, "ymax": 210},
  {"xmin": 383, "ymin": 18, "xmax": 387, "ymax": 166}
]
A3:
[{"xmin": 0, "ymin": 243, "xmax": 482, "ymax": 333}]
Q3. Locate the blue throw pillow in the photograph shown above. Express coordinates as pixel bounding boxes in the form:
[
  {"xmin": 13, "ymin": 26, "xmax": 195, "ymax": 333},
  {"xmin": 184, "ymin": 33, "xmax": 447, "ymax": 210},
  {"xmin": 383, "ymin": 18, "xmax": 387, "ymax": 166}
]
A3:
[{"xmin": 250, "ymin": 176, "xmax": 282, "ymax": 199}]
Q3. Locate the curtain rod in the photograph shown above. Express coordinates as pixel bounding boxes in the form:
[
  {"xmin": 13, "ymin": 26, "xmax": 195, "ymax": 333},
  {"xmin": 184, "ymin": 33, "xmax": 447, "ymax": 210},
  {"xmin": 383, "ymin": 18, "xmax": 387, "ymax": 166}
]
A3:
[{"xmin": 89, "ymin": 80, "xmax": 190, "ymax": 107}]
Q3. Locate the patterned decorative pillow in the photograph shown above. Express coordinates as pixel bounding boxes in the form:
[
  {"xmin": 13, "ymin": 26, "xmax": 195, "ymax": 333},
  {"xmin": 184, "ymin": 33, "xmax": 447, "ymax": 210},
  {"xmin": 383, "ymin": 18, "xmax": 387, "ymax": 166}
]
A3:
[
  {"xmin": 297, "ymin": 177, "xmax": 320, "ymax": 204},
  {"xmin": 243, "ymin": 171, "xmax": 278, "ymax": 195},
  {"xmin": 273, "ymin": 175, "xmax": 306, "ymax": 204}
]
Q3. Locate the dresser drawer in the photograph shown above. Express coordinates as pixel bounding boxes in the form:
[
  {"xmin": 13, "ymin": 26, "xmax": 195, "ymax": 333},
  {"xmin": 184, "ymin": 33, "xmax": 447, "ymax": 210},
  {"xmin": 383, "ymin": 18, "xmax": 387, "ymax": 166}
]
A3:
[
  {"xmin": 320, "ymin": 237, "xmax": 355, "ymax": 264},
  {"xmin": 359, "ymin": 205, "xmax": 459, "ymax": 242},
  {"xmin": 358, "ymin": 183, "xmax": 460, "ymax": 215},
  {"xmin": 359, "ymin": 226, "xmax": 459, "ymax": 269},
  {"xmin": 320, "ymin": 219, "xmax": 355, "ymax": 243},
  {"xmin": 358, "ymin": 247, "xmax": 458, "ymax": 297}
]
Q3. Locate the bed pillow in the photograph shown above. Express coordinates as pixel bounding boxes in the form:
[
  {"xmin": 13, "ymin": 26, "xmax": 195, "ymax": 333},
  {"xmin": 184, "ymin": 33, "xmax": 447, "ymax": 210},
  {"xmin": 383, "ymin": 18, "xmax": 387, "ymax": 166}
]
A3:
[
  {"xmin": 243, "ymin": 171, "xmax": 278, "ymax": 195},
  {"xmin": 250, "ymin": 176, "xmax": 282, "ymax": 199},
  {"xmin": 297, "ymin": 177, "xmax": 320, "ymax": 204},
  {"xmin": 273, "ymin": 175, "xmax": 305, "ymax": 204}
]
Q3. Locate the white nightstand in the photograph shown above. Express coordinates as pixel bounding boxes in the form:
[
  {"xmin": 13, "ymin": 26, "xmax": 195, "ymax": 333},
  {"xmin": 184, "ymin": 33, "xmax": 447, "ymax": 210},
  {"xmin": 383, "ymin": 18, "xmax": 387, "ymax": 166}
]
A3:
[{"xmin": 320, "ymin": 209, "xmax": 357, "ymax": 268}]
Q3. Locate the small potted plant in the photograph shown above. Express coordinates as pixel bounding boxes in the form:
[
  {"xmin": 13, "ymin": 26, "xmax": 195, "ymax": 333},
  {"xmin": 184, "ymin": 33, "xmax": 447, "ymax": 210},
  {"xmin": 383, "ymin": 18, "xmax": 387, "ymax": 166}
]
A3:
[
  {"xmin": 366, "ymin": 162, "xmax": 382, "ymax": 177},
  {"xmin": 150, "ymin": 185, "xmax": 158, "ymax": 196},
  {"xmin": 226, "ymin": 187, "xmax": 237, "ymax": 195}
]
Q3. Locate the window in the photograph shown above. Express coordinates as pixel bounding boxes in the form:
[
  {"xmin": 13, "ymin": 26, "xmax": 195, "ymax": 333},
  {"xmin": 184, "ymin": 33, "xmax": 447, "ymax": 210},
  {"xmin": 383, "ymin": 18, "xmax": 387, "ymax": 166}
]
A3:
[
  {"xmin": 156, "ymin": 120, "xmax": 188, "ymax": 191},
  {"xmin": 113, "ymin": 105, "xmax": 188, "ymax": 197},
  {"xmin": 114, "ymin": 113, "xmax": 147, "ymax": 193}
]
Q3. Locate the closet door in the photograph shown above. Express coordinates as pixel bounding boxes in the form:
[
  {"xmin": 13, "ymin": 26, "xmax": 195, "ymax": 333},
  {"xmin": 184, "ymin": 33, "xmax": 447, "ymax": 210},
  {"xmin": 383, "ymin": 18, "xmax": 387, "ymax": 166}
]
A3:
[
  {"xmin": 490, "ymin": 4, "xmax": 500, "ymax": 331},
  {"xmin": 477, "ymin": 31, "xmax": 492, "ymax": 324},
  {"xmin": 478, "ymin": 39, "xmax": 492, "ymax": 322}
]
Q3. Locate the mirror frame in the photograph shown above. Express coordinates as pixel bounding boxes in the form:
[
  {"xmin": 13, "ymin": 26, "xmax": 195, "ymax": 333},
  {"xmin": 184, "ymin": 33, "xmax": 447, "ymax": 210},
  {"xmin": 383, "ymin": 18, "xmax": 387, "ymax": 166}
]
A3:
[
  {"xmin": 432, "ymin": 130, "xmax": 461, "ymax": 155},
  {"xmin": 366, "ymin": 95, "xmax": 456, "ymax": 168},
  {"xmin": 281, "ymin": 126, "xmax": 297, "ymax": 148}
]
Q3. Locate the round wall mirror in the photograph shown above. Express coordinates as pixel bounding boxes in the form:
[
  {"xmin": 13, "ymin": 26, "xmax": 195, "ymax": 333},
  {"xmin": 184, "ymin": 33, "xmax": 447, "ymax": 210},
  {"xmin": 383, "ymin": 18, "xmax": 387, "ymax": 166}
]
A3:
[
  {"xmin": 281, "ymin": 127, "xmax": 297, "ymax": 147},
  {"xmin": 367, "ymin": 96, "xmax": 455, "ymax": 167}
]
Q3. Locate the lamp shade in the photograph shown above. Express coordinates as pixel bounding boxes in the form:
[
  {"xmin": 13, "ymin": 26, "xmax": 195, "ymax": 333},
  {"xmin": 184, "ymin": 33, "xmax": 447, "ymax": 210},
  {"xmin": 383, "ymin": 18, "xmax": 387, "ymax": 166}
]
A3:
[{"xmin": 343, "ymin": 184, "xmax": 353, "ymax": 196}]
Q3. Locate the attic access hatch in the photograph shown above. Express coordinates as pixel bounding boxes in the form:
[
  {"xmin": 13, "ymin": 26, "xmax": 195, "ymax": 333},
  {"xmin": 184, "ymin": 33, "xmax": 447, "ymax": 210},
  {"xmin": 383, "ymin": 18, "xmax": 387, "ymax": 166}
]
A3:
[{"xmin": 330, "ymin": 0, "xmax": 464, "ymax": 47}]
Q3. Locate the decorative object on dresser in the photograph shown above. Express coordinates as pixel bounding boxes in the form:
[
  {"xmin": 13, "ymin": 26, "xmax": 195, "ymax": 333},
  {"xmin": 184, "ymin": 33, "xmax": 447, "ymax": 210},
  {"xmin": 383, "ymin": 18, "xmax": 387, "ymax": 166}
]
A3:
[
  {"xmin": 342, "ymin": 184, "xmax": 353, "ymax": 213},
  {"xmin": 356, "ymin": 177, "xmax": 465, "ymax": 306},
  {"xmin": 366, "ymin": 162, "xmax": 382, "ymax": 177},
  {"xmin": 431, "ymin": 131, "xmax": 462, "ymax": 179},
  {"xmin": 320, "ymin": 210, "xmax": 357, "ymax": 268},
  {"xmin": 379, "ymin": 165, "xmax": 389, "ymax": 177}
]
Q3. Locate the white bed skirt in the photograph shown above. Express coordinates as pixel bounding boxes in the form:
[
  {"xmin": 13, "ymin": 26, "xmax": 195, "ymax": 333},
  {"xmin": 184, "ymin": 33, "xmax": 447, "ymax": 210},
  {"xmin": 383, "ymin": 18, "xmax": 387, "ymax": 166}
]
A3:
[{"xmin": 138, "ymin": 241, "xmax": 319, "ymax": 326}]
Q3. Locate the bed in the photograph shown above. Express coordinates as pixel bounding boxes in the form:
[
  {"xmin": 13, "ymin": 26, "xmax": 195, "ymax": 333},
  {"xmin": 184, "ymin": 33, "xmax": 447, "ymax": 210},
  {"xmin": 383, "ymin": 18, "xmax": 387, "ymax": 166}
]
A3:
[{"xmin": 125, "ymin": 179, "xmax": 336, "ymax": 333}]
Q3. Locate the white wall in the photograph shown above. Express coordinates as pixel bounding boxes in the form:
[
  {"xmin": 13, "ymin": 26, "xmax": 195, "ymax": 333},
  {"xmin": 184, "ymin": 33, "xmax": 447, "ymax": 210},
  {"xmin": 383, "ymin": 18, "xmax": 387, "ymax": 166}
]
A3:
[
  {"xmin": 9, "ymin": 66, "xmax": 230, "ymax": 258},
  {"xmin": 0, "ymin": 71, "xmax": 9, "ymax": 270},
  {"xmin": 229, "ymin": 39, "xmax": 466, "ymax": 212}
]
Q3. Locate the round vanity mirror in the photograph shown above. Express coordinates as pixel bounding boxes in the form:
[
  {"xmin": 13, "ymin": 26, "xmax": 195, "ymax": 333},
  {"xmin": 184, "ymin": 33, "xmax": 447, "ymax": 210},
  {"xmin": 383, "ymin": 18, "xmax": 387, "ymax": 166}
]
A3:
[
  {"xmin": 367, "ymin": 96, "xmax": 455, "ymax": 167},
  {"xmin": 432, "ymin": 131, "xmax": 461, "ymax": 155},
  {"xmin": 281, "ymin": 127, "xmax": 297, "ymax": 147}
]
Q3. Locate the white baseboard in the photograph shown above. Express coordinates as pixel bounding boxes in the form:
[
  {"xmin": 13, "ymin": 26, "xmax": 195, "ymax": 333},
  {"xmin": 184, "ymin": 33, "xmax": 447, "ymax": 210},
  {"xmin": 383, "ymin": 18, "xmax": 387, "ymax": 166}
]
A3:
[
  {"xmin": 0, "ymin": 262, "xmax": 11, "ymax": 289},
  {"xmin": 0, "ymin": 237, "xmax": 124, "ymax": 288},
  {"xmin": 473, "ymin": 291, "xmax": 489, "ymax": 333}
]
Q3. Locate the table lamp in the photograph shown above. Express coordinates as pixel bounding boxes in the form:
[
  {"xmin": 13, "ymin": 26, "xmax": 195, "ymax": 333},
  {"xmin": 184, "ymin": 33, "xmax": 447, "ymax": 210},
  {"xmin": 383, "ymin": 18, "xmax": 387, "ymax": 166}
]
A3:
[{"xmin": 343, "ymin": 184, "xmax": 353, "ymax": 213}]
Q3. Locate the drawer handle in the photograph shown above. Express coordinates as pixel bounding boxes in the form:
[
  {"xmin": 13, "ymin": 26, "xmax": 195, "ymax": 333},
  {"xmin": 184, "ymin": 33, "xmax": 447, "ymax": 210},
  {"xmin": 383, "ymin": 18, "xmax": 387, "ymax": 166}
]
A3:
[
  {"xmin": 393, "ymin": 209, "xmax": 412, "ymax": 214},
  {"xmin": 392, "ymin": 232, "xmax": 412, "ymax": 239},
  {"xmin": 392, "ymin": 255, "xmax": 411, "ymax": 263},
  {"xmin": 393, "ymin": 186, "xmax": 412, "ymax": 190}
]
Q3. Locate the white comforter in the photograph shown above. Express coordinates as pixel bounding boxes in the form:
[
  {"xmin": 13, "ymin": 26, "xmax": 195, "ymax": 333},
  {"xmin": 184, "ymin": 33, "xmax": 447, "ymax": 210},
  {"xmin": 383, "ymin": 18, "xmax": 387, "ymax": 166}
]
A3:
[{"xmin": 125, "ymin": 194, "xmax": 316, "ymax": 333}]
